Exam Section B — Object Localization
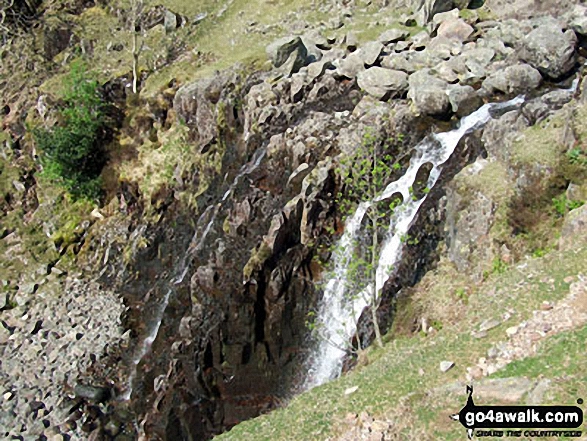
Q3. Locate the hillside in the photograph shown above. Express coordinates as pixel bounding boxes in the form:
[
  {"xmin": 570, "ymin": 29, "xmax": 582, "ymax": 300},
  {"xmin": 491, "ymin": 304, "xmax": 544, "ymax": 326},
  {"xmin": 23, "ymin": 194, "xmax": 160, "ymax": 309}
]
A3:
[{"xmin": 1, "ymin": 0, "xmax": 586, "ymax": 440}]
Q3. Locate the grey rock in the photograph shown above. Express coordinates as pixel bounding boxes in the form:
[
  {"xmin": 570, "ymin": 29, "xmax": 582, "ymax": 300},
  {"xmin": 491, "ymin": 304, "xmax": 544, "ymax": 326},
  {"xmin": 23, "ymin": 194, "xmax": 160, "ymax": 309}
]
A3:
[
  {"xmin": 520, "ymin": 23, "xmax": 576, "ymax": 79},
  {"xmin": 279, "ymin": 46, "xmax": 309, "ymax": 77},
  {"xmin": 482, "ymin": 63, "xmax": 542, "ymax": 95},
  {"xmin": 291, "ymin": 72, "xmax": 308, "ymax": 102},
  {"xmin": 479, "ymin": 318, "xmax": 501, "ymax": 332},
  {"xmin": 526, "ymin": 379, "xmax": 551, "ymax": 405},
  {"xmin": 447, "ymin": 84, "xmax": 480, "ymax": 116},
  {"xmin": 462, "ymin": 47, "xmax": 495, "ymax": 67},
  {"xmin": 337, "ymin": 51, "xmax": 366, "ymax": 78},
  {"xmin": 381, "ymin": 53, "xmax": 418, "ymax": 73},
  {"xmin": 164, "ymin": 10, "xmax": 178, "ymax": 33},
  {"xmin": 357, "ymin": 67, "xmax": 409, "ymax": 100},
  {"xmin": 303, "ymin": 30, "xmax": 330, "ymax": 50},
  {"xmin": 440, "ymin": 360, "xmax": 455, "ymax": 372},
  {"xmin": 300, "ymin": 35, "xmax": 323, "ymax": 62},
  {"xmin": 266, "ymin": 36, "xmax": 308, "ymax": 68},
  {"xmin": 394, "ymin": 40, "xmax": 411, "ymax": 52},
  {"xmin": 306, "ymin": 59, "xmax": 333, "ymax": 83},
  {"xmin": 412, "ymin": 31, "xmax": 430, "ymax": 50},
  {"xmin": 560, "ymin": 204, "xmax": 587, "ymax": 250},
  {"xmin": 566, "ymin": 183, "xmax": 587, "ymax": 203},
  {"xmin": 569, "ymin": 5, "xmax": 587, "ymax": 36},
  {"xmin": 408, "ymin": 70, "xmax": 450, "ymax": 116},
  {"xmin": 378, "ymin": 28, "xmax": 410, "ymax": 44},
  {"xmin": 345, "ymin": 31, "xmax": 359, "ymax": 51},
  {"xmin": 434, "ymin": 62, "xmax": 459, "ymax": 83},
  {"xmin": 193, "ymin": 12, "xmax": 207, "ymax": 25},
  {"xmin": 287, "ymin": 163, "xmax": 313, "ymax": 189},
  {"xmin": 73, "ymin": 384, "xmax": 111, "ymax": 403},
  {"xmin": 360, "ymin": 41, "xmax": 384, "ymax": 66}
]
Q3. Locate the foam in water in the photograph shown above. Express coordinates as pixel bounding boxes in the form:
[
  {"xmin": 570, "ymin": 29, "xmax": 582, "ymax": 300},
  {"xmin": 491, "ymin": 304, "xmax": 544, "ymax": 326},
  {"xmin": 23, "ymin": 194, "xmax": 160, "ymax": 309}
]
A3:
[
  {"xmin": 120, "ymin": 148, "xmax": 266, "ymax": 400},
  {"xmin": 305, "ymin": 97, "xmax": 524, "ymax": 389}
]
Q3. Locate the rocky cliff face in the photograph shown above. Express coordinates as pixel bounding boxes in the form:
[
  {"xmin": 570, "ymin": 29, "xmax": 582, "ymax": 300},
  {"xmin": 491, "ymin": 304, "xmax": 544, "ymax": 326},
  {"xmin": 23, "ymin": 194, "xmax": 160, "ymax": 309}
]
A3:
[{"xmin": 1, "ymin": 0, "xmax": 587, "ymax": 440}]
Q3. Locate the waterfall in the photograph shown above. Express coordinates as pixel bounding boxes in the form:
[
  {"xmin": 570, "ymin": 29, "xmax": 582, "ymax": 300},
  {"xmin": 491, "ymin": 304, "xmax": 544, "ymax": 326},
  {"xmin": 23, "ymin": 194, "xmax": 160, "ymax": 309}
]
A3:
[
  {"xmin": 120, "ymin": 147, "xmax": 266, "ymax": 401},
  {"xmin": 304, "ymin": 97, "xmax": 524, "ymax": 389}
]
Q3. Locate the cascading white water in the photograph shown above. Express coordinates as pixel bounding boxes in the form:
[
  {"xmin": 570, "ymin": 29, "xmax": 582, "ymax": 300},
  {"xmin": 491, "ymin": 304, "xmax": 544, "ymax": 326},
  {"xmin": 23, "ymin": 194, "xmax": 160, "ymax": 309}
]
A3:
[
  {"xmin": 121, "ymin": 147, "xmax": 266, "ymax": 400},
  {"xmin": 305, "ymin": 97, "xmax": 524, "ymax": 389}
]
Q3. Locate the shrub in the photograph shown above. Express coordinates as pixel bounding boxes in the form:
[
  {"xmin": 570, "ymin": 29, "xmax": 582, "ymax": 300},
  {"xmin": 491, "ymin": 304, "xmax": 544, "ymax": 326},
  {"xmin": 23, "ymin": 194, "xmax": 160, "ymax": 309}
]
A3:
[{"xmin": 34, "ymin": 61, "xmax": 107, "ymax": 200}]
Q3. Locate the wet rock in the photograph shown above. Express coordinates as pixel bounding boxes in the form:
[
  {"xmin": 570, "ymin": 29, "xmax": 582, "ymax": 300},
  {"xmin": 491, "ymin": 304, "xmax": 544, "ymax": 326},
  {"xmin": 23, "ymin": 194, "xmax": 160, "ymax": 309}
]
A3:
[
  {"xmin": 519, "ymin": 23, "xmax": 577, "ymax": 80},
  {"xmin": 357, "ymin": 67, "xmax": 408, "ymax": 100},
  {"xmin": 447, "ymin": 84, "xmax": 481, "ymax": 116},
  {"xmin": 73, "ymin": 384, "xmax": 111, "ymax": 403}
]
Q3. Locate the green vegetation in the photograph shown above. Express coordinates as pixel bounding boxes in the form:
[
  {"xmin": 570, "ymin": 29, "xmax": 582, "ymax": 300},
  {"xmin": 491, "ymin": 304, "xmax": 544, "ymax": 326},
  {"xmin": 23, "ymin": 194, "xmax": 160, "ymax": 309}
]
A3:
[
  {"xmin": 323, "ymin": 130, "xmax": 401, "ymax": 348},
  {"xmin": 33, "ymin": 61, "xmax": 107, "ymax": 200},
  {"xmin": 552, "ymin": 193, "xmax": 584, "ymax": 217}
]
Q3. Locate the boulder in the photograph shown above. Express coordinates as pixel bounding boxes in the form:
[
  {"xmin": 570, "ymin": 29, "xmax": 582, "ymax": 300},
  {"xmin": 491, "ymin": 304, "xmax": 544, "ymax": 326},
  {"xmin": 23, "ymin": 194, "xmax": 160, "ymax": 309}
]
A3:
[
  {"xmin": 300, "ymin": 35, "xmax": 323, "ymax": 62},
  {"xmin": 519, "ymin": 23, "xmax": 576, "ymax": 80},
  {"xmin": 381, "ymin": 53, "xmax": 418, "ymax": 73},
  {"xmin": 447, "ymin": 84, "xmax": 481, "ymax": 116},
  {"xmin": 432, "ymin": 8, "xmax": 460, "ymax": 28},
  {"xmin": 164, "ymin": 9, "xmax": 179, "ymax": 33},
  {"xmin": 280, "ymin": 46, "xmax": 309, "ymax": 76},
  {"xmin": 416, "ymin": 0, "xmax": 454, "ymax": 24},
  {"xmin": 360, "ymin": 41, "xmax": 384, "ymax": 66},
  {"xmin": 560, "ymin": 204, "xmax": 587, "ymax": 250},
  {"xmin": 345, "ymin": 31, "xmax": 359, "ymax": 51},
  {"xmin": 482, "ymin": 63, "xmax": 542, "ymax": 95},
  {"xmin": 569, "ymin": 5, "xmax": 587, "ymax": 36},
  {"xmin": 378, "ymin": 28, "xmax": 410, "ymax": 44},
  {"xmin": 357, "ymin": 67, "xmax": 409, "ymax": 100},
  {"xmin": 408, "ymin": 70, "xmax": 451, "ymax": 116},
  {"xmin": 266, "ymin": 36, "xmax": 308, "ymax": 68},
  {"xmin": 337, "ymin": 51, "xmax": 366, "ymax": 78},
  {"xmin": 437, "ymin": 18, "xmax": 474, "ymax": 42}
]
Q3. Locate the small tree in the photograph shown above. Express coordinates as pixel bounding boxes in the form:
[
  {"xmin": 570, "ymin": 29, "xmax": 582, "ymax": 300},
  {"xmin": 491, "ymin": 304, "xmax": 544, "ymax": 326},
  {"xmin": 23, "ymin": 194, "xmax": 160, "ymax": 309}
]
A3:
[
  {"xmin": 333, "ymin": 130, "xmax": 402, "ymax": 349},
  {"xmin": 34, "ymin": 61, "xmax": 107, "ymax": 199}
]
